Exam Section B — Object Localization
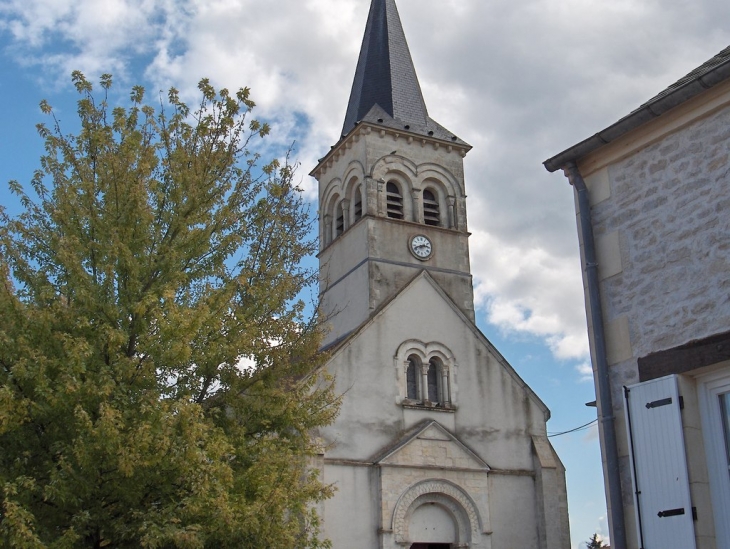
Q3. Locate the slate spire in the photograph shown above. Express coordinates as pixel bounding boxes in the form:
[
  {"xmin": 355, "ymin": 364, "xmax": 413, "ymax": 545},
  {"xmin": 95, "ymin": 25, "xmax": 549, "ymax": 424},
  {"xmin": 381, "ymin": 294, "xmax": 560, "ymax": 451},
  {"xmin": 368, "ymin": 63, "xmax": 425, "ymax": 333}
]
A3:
[
  {"xmin": 342, "ymin": 0, "xmax": 465, "ymax": 145},
  {"xmin": 342, "ymin": 0, "xmax": 427, "ymax": 136}
]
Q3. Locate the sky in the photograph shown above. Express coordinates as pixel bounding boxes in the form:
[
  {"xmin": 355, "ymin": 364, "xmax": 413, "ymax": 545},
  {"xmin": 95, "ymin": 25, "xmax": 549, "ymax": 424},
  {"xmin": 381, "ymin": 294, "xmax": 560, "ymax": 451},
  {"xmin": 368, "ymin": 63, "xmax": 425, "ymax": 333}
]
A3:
[{"xmin": 1, "ymin": 0, "xmax": 729, "ymax": 547}]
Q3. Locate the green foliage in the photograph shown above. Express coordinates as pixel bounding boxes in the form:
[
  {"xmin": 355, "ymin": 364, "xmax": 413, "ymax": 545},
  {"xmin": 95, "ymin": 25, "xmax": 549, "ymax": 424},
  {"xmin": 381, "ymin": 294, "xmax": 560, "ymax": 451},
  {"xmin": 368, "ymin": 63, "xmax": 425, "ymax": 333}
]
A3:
[
  {"xmin": 0, "ymin": 73, "xmax": 338, "ymax": 549},
  {"xmin": 586, "ymin": 533, "xmax": 608, "ymax": 549}
]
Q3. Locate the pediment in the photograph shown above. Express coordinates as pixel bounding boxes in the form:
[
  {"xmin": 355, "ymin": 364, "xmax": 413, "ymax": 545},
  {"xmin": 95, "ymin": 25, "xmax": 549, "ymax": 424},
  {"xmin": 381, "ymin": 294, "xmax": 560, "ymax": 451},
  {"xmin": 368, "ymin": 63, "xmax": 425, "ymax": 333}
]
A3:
[
  {"xmin": 375, "ymin": 421, "xmax": 489, "ymax": 471},
  {"xmin": 323, "ymin": 271, "xmax": 550, "ymax": 422}
]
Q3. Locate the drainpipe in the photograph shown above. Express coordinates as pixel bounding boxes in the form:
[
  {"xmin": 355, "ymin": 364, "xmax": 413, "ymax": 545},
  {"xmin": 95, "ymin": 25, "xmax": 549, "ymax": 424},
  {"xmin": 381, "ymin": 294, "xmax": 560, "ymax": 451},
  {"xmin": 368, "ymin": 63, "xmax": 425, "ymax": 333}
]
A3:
[{"xmin": 563, "ymin": 161, "xmax": 628, "ymax": 549}]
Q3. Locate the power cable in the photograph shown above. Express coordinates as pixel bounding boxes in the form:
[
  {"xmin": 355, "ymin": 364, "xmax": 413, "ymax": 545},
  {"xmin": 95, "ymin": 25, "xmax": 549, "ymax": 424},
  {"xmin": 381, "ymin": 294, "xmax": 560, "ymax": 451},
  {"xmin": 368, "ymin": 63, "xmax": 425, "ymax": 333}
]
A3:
[{"xmin": 548, "ymin": 419, "xmax": 598, "ymax": 438}]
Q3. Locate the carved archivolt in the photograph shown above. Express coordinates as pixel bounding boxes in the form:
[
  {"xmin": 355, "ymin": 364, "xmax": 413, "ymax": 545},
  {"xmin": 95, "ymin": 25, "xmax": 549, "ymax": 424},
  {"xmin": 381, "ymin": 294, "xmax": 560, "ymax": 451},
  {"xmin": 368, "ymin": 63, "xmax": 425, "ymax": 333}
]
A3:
[
  {"xmin": 392, "ymin": 479, "xmax": 481, "ymax": 546},
  {"xmin": 394, "ymin": 340, "xmax": 458, "ymax": 405}
]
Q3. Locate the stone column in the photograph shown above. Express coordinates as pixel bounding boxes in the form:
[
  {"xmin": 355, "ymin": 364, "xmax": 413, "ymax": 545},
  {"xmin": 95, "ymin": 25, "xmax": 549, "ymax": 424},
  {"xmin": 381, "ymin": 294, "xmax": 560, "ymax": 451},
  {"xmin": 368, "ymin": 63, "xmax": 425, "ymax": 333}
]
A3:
[
  {"xmin": 412, "ymin": 188, "xmax": 423, "ymax": 224},
  {"xmin": 441, "ymin": 369, "xmax": 450, "ymax": 406},
  {"xmin": 323, "ymin": 214, "xmax": 332, "ymax": 247},
  {"xmin": 376, "ymin": 177, "xmax": 385, "ymax": 217},
  {"xmin": 448, "ymin": 196, "xmax": 456, "ymax": 229},
  {"xmin": 341, "ymin": 199, "xmax": 350, "ymax": 231},
  {"xmin": 421, "ymin": 363, "xmax": 429, "ymax": 403},
  {"xmin": 354, "ymin": 184, "xmax": 365, "ymax": 221}
]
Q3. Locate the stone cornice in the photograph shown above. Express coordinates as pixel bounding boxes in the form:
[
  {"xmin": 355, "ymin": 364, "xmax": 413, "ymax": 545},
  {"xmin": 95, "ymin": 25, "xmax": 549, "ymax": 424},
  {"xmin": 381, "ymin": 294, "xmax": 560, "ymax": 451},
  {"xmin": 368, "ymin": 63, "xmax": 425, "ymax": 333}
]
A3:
[{"xmin": 310, "ymin": 122, "xmax": 471, "ymax": 179}]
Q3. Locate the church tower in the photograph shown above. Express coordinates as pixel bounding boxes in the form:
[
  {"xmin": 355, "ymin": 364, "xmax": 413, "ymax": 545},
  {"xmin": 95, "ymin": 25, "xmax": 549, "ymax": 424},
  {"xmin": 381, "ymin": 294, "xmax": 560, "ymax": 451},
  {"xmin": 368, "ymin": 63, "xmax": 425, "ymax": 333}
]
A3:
[
  {"xmin": 312, "ymin": 0, "xmax": 474, "ymax": 347},
  {"xmin": 311, "ymin": 1, "xmax": 571, "ymax": 548}
]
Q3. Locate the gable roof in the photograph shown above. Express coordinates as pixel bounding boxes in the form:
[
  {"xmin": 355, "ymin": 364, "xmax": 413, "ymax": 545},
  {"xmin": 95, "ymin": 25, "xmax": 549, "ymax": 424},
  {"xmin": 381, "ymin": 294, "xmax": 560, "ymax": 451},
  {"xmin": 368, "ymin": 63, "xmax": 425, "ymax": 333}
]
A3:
[
  {"xmin": 341, "ymin": 0, "xmax": 467, "ymax": 146},
  {"xmin": 372, "ymin": 419, "xmax": 490, "ymax": 470},
  {"xmin": 321, "ymin": 269, "xmax": 551, "ymax": 420},
  {"xmin": 543, "ymin": 45, "xmax": 730, "ymax": 172}
]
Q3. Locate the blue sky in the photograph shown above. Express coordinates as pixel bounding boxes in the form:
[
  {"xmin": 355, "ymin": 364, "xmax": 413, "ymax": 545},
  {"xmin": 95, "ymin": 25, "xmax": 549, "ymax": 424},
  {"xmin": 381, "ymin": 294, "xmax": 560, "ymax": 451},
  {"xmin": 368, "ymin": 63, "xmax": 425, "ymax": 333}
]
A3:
[{"xmin": 1, "ymin": 0, "xmax": 730, "ymax": 547}]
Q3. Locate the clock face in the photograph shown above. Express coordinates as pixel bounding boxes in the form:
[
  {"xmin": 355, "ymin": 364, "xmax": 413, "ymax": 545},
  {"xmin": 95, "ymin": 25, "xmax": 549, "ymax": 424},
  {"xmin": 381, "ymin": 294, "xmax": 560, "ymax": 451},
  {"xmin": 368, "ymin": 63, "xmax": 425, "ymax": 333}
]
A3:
[{"xmin": 410, "ymin": 235, "xmax": 433, "ymax": 260}]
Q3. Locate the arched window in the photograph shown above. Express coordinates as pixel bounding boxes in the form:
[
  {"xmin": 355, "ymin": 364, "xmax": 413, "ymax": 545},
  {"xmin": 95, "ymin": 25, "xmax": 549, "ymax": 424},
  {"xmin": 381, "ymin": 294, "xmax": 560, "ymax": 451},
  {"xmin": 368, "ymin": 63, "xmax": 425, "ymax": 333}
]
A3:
[
  {"xmin": 396, "ymin": 342, "xmax": 454, "ymax": 409},
  {"xmin": 386, "ymin": 181, "xmax": 404, "ymax": 220},
  {"xmin": 406, "ymin": 355, "xmax": 420, "ymax": 400},
  {"xmin": 335, "ymin": 201, "xmax": 345, "ymax": 237},
  {"xmin": 427, "ymin": 359, "xmax": 440, "ymax": 403},
  {"xmin": 423, "ymin": 189, "xmax": 440, "ymax": 226},
  {"xmin": 326, "ymin": 194, "xmax": 342, "ymax": 244},
  {"xmin": 353, "ymin": 185, "xmax": 363, "ymax": 223}
]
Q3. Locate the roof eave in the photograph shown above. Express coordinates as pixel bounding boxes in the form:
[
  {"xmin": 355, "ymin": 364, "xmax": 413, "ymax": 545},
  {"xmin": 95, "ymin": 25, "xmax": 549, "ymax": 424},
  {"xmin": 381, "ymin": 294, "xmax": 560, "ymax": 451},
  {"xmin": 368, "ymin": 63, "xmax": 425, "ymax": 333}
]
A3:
[{"xmin": 543, "ymin": 57, "xmax": 730, "ymax": 173}]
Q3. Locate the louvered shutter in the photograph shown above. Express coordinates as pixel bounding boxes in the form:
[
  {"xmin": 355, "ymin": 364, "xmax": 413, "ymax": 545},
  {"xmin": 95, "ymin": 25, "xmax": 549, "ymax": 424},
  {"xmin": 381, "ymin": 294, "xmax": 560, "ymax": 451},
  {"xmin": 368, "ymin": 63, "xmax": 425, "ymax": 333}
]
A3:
[{"xmin": 624, "ymin": 375, "xmax": 696, "ymax": 549}]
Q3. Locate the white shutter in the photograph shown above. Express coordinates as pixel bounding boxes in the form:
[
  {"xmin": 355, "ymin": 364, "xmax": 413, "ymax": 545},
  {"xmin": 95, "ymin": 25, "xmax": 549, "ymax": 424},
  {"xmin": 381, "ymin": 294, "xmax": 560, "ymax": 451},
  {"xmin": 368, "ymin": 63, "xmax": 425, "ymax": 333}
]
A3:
[{"xmin": 624, "ymin": 375, "xmax": 696, "ymax": 549}]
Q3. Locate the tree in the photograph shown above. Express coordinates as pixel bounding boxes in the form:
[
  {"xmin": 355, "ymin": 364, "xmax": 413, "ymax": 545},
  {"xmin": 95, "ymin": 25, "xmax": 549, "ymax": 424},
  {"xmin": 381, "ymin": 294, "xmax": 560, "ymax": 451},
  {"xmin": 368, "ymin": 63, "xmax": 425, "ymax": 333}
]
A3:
[
  {"xmin": 586, "ymin": 533, "xmax": 608, "ymax": 549},
  {"xmin": 0, "ymin": 72, "xmax": 338, "ymax": 549}
]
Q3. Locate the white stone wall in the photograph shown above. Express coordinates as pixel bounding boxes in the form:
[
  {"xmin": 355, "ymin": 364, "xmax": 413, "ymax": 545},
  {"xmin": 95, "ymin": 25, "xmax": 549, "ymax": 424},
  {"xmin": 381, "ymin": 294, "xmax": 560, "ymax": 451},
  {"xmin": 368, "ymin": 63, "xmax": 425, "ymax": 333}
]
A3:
[
  {"xmin": 315, "ymin": 94, "xmax": 569, "ymax": 549},
  {"xmin": 319, "ymin": 274, "xmax": 568, "ymax": 548},
  {"xmin": 315, "ymin": 127, "xmax": 475, "ymax": 346}
]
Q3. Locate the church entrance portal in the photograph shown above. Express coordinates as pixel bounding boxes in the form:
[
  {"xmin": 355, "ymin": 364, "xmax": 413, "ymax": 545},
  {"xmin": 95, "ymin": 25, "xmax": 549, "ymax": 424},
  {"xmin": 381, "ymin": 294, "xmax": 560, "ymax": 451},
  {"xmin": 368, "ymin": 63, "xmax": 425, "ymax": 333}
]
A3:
[{"xmin": 410, "ymin": 545, "xmax": 451, "ymax": 549}]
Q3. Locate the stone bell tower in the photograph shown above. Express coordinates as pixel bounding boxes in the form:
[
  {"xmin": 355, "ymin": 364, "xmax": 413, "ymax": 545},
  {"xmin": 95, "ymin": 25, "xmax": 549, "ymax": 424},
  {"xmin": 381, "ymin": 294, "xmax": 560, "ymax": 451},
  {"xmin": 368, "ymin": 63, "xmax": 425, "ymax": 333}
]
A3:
[
  {"xmin": 311, "ymin": 1, "xmax": 571, "ymax": 548},
  {"xmin": 311, "ymin": 0, "xmax": 474, "ymax": 347}
]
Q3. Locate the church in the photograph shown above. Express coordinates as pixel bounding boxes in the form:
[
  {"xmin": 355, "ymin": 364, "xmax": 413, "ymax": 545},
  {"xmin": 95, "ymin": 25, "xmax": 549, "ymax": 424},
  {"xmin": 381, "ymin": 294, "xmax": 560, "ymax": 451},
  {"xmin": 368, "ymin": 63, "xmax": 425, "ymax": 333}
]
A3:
[{"xmin": 309, "ymin": 1, "xmax": 570, "ymax": 547}]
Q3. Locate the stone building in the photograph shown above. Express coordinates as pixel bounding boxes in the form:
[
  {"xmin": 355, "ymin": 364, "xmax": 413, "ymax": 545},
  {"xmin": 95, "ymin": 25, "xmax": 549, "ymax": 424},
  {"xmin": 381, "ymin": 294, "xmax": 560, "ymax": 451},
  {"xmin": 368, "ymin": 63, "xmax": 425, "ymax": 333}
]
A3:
[
  {"xmin": 544, "ymin": 47, "xmax": 730, "ymax": 549},
  {"xmin": 309, "ymin": 1, "xmax": 570, "ymax": 548}
]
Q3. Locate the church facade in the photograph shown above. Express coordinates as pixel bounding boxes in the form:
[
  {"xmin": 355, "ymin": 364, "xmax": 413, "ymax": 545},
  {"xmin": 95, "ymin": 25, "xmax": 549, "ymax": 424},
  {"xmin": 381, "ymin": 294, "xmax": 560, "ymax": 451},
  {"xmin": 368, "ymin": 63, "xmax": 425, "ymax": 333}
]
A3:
[{"xmin": 310, "ymin": 1, "xmax": 570, "ymax": 547}]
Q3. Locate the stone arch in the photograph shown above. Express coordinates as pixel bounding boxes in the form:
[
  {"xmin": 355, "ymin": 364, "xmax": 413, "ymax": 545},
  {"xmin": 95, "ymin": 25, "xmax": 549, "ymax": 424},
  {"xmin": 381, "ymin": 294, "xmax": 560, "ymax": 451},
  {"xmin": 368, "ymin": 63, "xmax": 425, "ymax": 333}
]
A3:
[
  {"xmin": 421, "ymin": 178, "xmax": 449, "ymax": 228},
  {"xmin": 406, "ymin": 354, "xmax": 422, "ymax": 401},
  {"xmin": 371, "ymin": 156, "xmax": 418, "ymax": 221},
  {"xmin": 321, "ymin": 177, "xmax": 344, "ymax": 210},
  {"xmin": 383, "ymin": 175, "xmax": 410, "ymax": 221},
  {"xmin": 340, "ymin": 174, "xmax": 358, "ymax": 198},
  {"xmin": 395, "ymin": 339, "xmax": 429, "ymax": 363},
  {"xmin": 394, "ymin": 341, "xmax": 458, "ymax": 406},
  {"xmin": 321, "ymin": 178, "xmax": 343, "ymax": 245},
  {"xmin": 342, "ymin": 160, "xmax": 366, "ymax": 191},
  {"xmin": 346, "ymin": 177, "xmax": 365, "ymax": 224},
  {"xmin": 416, "ymin": 164, "xmax": 462, "ymax": 197},
  {"xmin": 423, "ymin": 342, "xmax": 456, "ymax": 368},
  {"xmin": 370, "ymin": 155, "xmax": 418, "ymax": 183},
  {"xmin": 323, "ymin": 191, "xmax": 342, "ymax": 244},
  {"xmin": 417, "ymin": 165, "xmax": 463, "ymax": 229},
  {"xmin": 342, "ymin": 160, "xmax": 368, "ymax": 220},
  {"xmin": 392, "ymin": 479, "xmax": 482, "ymax": 546}
]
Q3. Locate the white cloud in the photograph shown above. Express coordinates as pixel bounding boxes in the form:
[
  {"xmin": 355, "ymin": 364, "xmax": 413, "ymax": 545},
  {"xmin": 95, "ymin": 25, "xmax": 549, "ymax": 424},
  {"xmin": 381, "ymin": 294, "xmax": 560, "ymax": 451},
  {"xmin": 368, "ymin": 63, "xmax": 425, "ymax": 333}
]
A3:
[
  {"xmin": 576, "ymin": 362, "xmax": 594, "ymax": 384},
  {"xmin": 2, "ymin": 0, "xmax": 729, "ymax": 380},
  {"xmin": 0, "ymin": 0, "xmax": 176, "ymax": 79},
  {"xmin": 470, "ymin": 227, "xmax": 589, "ymax": 360},
  {"xmin": 4, "ymin": 3, "xmax": 730, "ymax": 549}
]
